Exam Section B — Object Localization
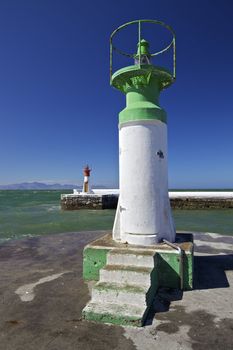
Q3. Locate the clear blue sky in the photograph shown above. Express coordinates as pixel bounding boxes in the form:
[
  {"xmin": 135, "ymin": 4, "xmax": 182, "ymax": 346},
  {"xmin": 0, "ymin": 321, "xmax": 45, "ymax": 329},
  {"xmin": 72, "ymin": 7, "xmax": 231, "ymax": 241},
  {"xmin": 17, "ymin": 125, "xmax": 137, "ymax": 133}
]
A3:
[{"xmin": 0, "ymin": 0, "xmax": 233, "ymax": 188}]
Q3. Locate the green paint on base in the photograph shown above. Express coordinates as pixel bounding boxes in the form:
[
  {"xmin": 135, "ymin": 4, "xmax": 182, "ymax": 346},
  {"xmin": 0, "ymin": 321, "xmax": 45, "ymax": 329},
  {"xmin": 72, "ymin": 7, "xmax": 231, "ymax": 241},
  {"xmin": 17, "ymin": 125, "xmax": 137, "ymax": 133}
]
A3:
[
  {"xmin": 83, "ymin": 309, "xmax": 142, "ymax": 327},
  {"xmin": 156, "ymin": 252, "xmax": 193, "ymax": 290},
  {"xmin": 83, "ymin": 247, "xmax": 110, "ymax": 281},
  {"xmin": 83, "ymin": 234, "xmax": 193, "ymax": 290},
  {"xmin": 156, "ymin": 250, "xmax": 193, "ymax": 290}
]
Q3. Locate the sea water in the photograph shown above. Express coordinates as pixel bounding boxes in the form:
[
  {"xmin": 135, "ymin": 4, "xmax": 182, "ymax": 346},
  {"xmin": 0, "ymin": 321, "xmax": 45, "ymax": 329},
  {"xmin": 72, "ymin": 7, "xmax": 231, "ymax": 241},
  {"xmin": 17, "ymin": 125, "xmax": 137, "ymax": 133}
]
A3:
[{"xmin": 0, "ymin": 190, "xmax": 232, "ymax": 244}]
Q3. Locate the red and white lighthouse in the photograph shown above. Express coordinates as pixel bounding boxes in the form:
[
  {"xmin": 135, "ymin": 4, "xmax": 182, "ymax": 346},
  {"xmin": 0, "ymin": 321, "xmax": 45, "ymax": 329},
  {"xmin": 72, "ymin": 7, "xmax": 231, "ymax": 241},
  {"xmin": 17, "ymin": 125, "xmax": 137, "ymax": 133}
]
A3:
[{"xmin": 82, "ymin": 165, "xmax": 92, "ymax": 193}]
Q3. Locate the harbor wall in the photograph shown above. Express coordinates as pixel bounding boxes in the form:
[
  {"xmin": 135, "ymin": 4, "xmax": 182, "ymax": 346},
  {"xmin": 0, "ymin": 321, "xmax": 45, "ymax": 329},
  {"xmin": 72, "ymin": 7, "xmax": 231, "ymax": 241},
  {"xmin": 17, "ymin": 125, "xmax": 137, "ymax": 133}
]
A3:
[
  {"xmin": 170, "ymin": 197, "xmax": 233, "ymax": 209},
  {"xmin": 61, "ymin": 193, "xmax": 233, "ymax": 210},
  {"xmin": 61, "ymin": 194, "xmax": 118, "ymax": 210}
]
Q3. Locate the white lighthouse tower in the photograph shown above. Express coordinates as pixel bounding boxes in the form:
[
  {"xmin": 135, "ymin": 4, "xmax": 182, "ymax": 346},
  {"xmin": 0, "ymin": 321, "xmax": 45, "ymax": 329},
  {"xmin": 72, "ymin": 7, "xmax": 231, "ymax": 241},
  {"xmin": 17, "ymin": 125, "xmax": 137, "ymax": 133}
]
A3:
[
  {"xmin": 82, "ymin": 20, "xmax": 194, "ymax": 327},
  {"xmin": 111, "ymin": 20, "xmax": 176, "ymax": 245}
]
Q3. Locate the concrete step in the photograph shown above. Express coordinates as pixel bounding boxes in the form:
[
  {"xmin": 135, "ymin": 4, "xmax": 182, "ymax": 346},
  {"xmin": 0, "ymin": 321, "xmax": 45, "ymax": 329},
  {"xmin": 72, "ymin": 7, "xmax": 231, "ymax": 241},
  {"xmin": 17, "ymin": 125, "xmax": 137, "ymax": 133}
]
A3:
[
  {"xmin": 82, "ymin": 301, "xmax": 146, "ymax": 327},
  {"xmin": 99, "ymin": 264, "xmax": 153, "ymax": 287},
  {"xmin": 92, "ymin": 282, "xmax": 149, "ymax": 307},
  {"xmin": 107, "ymin": 249, "xmax": 156, "ymax": 268}
]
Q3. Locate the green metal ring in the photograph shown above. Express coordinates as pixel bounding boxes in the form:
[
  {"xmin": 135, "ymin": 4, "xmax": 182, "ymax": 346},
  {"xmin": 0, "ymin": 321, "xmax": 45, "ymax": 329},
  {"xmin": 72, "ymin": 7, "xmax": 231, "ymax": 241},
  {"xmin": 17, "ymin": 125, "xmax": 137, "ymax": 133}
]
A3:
[{"xmin": 110, "ymin": 19, "xmax": 176, "ymax": 84}]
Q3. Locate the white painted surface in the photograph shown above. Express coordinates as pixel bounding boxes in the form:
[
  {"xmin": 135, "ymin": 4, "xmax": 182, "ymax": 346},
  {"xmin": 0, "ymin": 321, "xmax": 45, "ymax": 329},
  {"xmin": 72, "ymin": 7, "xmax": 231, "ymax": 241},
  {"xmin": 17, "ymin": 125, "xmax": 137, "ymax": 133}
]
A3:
[
  {"xmin": 82, "ymin": 175, "xmax": 93, "ymax": 193},
  {"xmin": 169, "ymin": 191, "xmax": 233, "ymax": 198},
  {"xmin": 70, "ymin": 190, "xmax": 233, "ymax": 198},
  {"xmin": 112, "ymin": 198, "xmax": 121, "ymax": 241},
  {"xmin": 92, "ymin": 189, "xmax": 120, "ymax": 195},
  {"xmin": 71, "ymin": 190, "xmax": 95, "ymax": 196},
  {"xmin": 72, "ymin": 189, "xmax": 119, "ymax": 196},
  {"xmin": 115, "ymin": 120, "xmax": 175, "ymax": 245}
]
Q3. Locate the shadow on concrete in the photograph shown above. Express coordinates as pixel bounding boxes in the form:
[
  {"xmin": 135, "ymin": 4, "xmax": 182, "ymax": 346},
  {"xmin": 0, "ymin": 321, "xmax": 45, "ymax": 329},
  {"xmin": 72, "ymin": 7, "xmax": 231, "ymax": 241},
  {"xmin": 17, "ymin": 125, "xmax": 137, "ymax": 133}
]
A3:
[
  {"xmin": 145, "ymin": 253, "xmax": 233, "ymax": 326},
  {"xmin": 194, "ymin": 254, "xmax": 233, "ymax": 290},
  {"xmin": 145, "ymin": 287, "xmax": 183, "ymax": 326}
]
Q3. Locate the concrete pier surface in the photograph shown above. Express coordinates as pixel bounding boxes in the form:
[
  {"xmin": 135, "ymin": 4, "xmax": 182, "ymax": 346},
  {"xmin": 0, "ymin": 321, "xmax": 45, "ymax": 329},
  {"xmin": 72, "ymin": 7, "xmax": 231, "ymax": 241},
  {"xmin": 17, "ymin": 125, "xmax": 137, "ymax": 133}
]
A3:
[{"xmin": 0, "ymin": 230, "xmax": 233, "ymax": 350}]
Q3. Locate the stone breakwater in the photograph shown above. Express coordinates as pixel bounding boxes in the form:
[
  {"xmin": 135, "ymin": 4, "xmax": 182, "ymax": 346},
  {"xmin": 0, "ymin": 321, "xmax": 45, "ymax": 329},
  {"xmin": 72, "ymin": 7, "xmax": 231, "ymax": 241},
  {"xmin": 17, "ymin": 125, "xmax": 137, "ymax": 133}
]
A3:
[
  {"xmin": 61, "ymin": 192, "xmax": 233, "ymax": 210},
  {"xmin": 61, "ymin": 194, "xmax": 118, "ymax": 210},
  {"xmin": 170, "ymin": 197, "xmax": 233, "ymax": 209}
]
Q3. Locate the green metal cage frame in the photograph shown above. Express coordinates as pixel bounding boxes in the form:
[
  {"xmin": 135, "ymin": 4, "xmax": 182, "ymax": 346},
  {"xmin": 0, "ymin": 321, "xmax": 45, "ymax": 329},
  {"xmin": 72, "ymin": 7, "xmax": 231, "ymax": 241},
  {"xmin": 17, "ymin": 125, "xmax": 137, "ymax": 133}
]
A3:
[{"xmin": 110, "ymin": 19, "xmax": 176, "ymax": 85}]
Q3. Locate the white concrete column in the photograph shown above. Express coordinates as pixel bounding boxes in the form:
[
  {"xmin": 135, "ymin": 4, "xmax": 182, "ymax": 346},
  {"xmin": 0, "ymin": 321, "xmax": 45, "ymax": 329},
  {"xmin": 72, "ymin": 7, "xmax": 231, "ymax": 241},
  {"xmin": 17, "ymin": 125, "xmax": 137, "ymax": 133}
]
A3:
[{"xmin": 113, "ymin": 119, "xmax": 175, "ymax": 245}]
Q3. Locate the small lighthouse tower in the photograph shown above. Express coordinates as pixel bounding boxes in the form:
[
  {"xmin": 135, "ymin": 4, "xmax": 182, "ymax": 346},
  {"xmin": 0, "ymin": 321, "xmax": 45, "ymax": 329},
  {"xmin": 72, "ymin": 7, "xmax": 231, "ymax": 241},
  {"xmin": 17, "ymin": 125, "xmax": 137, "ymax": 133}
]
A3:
[
  {"xmin": 82, "ymin": 165, "xmax": 92, "ymax": 193},
  {"xmin": 111, "ymin": 20, "xmax": 176, "ymax": 245}
]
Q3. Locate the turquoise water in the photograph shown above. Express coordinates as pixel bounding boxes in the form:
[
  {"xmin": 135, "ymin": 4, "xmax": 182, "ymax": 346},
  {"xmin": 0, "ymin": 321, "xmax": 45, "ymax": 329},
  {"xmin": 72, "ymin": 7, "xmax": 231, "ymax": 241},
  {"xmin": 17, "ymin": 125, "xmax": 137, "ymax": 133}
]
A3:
[{"xmin": 0, "ymin": 190, "xmax": 232, "ymax": 243}]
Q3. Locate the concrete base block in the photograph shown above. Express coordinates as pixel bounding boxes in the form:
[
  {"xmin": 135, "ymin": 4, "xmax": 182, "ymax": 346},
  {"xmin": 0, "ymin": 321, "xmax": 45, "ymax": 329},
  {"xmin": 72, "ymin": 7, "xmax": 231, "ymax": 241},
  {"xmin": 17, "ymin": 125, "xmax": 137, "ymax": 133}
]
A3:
[
  {"xmin": 82, "ymin": 233, "xmax": 194, "ymax": 326},
  {"xmin": 83, "ymin": 233, "xmax": 194, "ymax": 290}
]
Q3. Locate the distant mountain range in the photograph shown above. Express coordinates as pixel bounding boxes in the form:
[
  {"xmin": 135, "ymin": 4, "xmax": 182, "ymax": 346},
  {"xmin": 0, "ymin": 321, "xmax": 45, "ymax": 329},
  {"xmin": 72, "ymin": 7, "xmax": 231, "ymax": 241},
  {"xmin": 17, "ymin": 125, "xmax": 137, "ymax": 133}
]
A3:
[{"xmin": 0, "ymin": 182, "xmax": 108, "ymax": 190}]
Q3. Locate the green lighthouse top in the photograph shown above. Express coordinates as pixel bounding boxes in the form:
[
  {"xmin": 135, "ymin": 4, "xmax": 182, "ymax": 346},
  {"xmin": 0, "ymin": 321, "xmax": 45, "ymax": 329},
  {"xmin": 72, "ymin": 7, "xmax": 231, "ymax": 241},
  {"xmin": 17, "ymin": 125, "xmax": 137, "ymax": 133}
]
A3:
[
  {"xmin": 110, "ymin": 19, "xmax": 176, "ymax": 87},
  {"xmin": 111, "ymin": 38, "xmax": 173, "ymax": 94}
]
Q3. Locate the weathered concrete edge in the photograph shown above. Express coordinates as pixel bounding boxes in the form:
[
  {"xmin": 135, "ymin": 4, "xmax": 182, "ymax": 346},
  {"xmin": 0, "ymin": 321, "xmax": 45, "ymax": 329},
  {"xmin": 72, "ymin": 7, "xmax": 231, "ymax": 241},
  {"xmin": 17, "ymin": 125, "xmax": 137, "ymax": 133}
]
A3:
[{"xmin": 83, "ymin": 308, "xmax": 142, "ymax": 327}]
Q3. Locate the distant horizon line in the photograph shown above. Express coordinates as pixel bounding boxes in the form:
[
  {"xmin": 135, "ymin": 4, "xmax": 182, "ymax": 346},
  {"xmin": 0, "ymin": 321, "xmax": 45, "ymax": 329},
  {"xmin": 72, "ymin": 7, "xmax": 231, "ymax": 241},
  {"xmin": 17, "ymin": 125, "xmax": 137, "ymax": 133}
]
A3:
[{"xmin": 0, "ymin": 181, "xmax": 232, "ymax": 191}]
